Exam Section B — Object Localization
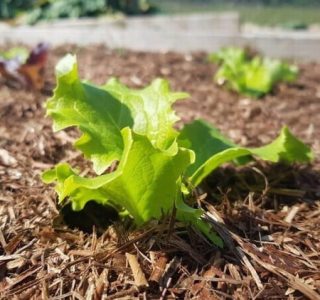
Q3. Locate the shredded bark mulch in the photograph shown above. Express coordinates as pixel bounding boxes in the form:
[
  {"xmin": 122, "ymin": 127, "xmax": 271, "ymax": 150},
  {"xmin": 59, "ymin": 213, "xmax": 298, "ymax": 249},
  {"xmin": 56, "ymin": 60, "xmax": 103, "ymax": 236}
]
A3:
[{"xmin": 0, "ymin": 45, "xmax": 319, "ymax": 299}]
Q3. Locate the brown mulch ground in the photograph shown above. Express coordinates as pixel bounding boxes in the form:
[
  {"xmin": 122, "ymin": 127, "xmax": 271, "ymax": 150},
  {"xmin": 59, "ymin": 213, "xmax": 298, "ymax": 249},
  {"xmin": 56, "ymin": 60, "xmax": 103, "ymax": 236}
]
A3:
[{"xmin": 0, "ymin": 45, "xmax": 319, "ymax": 299}]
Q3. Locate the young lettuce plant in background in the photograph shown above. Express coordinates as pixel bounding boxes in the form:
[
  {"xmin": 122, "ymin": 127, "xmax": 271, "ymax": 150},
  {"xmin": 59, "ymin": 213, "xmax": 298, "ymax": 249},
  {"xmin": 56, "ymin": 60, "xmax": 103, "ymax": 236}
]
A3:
[
  {"xmin": 42, "ymin": 54, "xmax": 312, "ymax": 247},
  {"xmin": 208, "ymin": 47, "xmax": 298, "ymax": 98}
]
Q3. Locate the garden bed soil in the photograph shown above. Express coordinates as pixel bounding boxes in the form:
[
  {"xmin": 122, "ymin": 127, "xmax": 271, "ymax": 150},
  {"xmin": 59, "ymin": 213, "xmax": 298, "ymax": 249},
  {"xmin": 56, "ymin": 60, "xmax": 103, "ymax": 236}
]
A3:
[{"xmin": 0, "ymin": 45, "xmax": 319, "ymax": 299}]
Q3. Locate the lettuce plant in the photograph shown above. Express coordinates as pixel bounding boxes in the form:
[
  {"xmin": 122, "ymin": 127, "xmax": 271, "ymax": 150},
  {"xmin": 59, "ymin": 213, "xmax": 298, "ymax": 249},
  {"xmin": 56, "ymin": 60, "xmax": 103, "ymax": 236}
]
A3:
[
  {"xmin": 43, "ymin": 55, "xmax": 312, "ymax": 247},
  {"xmin": 209, "ymin": 47, "xmax": 298, "ymax": 98}
]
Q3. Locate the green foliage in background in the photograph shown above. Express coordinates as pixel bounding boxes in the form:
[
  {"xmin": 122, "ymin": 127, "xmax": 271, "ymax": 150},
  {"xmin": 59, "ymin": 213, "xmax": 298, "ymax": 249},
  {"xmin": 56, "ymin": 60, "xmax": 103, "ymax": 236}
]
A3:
[
  {"xmin": 2, "ymin": 0, "xmax": 319, "ymax": 25},
  {"xmin": 42, "ymin": 54, "xmax": 312, "ymax": 247},
  {"xmin": 209, "ymin": 47, "xmax": 298, "ymax": 98},
  {"xmin": 0, "ymin": 0, "xmax": 34, "ymax": 19},
  {"xmin": 0, "ymin": 0, "xmax": 152, "ymax": 22}
]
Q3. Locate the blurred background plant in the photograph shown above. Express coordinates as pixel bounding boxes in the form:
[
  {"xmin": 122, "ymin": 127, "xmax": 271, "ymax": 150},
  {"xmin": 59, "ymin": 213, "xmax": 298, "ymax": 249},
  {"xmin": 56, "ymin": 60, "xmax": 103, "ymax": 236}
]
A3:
[
  {"xmin": 0, "ymin": 0, "xmax": 34, "ymax": 19},
  {"xmin": 208, "ymin": 47, "xmax": 298, "ymax": 98},
  {"xmin": 0, "ymin": 0, "xmax": 153, "ymax": 23}
]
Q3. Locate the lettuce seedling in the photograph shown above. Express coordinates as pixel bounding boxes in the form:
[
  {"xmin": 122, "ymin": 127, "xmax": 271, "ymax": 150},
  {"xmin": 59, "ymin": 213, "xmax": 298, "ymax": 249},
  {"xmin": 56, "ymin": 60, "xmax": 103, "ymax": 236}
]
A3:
[
  {"xmin": 43, "ymin": 55, "xmax": 312, "ymax": 247},
  {"xmin": 209, "ymin": 47, "xmax": 298, "ymax": 98}
]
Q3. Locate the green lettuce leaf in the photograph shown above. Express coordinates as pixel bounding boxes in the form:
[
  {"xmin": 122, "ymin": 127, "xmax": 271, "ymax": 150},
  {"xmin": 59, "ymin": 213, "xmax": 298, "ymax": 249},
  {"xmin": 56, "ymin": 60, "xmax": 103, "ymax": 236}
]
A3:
[
  {"xmin": 43, "ymin": 128, "xmax": 194, "ymax": 226},
  {"xmin": 104, "ymin": 78, "xmax": 188, "ymax": 151},
  {"xmin": 179, "ymin": 119, "xmax": 313, "ymax": 187},
  {"xmin": 46, "ymin": 54, "xmax": 130, "ymax": 174},
  {"xmin": 47, "ymin": 55, "xmax": 188, "ymax": 174}
]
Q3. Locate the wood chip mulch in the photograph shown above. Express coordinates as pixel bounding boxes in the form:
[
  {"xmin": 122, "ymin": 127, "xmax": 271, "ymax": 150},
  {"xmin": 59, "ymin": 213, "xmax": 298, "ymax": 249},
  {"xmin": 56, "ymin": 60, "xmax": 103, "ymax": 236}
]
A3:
[{"xmin": 0, "ymin": 45, "xmax": 319, "ymax": 299}]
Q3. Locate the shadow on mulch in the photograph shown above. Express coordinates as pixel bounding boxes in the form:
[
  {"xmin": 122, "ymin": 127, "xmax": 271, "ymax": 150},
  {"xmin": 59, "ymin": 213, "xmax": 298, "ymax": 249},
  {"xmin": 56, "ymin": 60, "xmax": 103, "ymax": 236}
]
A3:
[
  {"xmin": 205, "ymin": 162, "xmax": 320, "ymax": 206},
  {"xmin": 57, "ymin": 201, "xmax": 120, "ymax": 235}
]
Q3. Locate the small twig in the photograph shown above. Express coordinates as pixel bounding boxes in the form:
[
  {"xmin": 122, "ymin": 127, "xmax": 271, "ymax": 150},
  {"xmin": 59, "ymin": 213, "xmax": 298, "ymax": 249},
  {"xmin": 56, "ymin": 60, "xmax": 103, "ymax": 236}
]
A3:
[
  {"xmin": 15, "ymin": 238, "xmax": 37, "ymax": 254},
  {"xmin": 236, "ymin": 247, "xmax": 263, "ymax": 290},
  {"xmin": 159, "ymin": 256, "xmax": 180, "ymax": 296},
  {"xmin": 149, "ymin": 253, "xmax": 168, "ymax": 284},
  {"xmin": 126, "ymin": 253, "xmax": 148, "ymax": 288},
  {"xmin": 284, "ymin": 205, "xmax": 300, "ymax": 223}
]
